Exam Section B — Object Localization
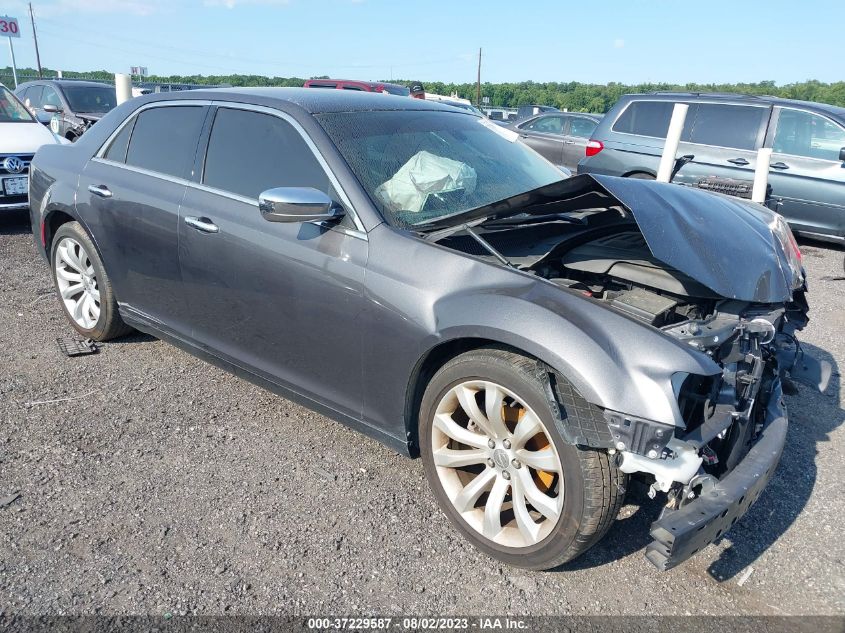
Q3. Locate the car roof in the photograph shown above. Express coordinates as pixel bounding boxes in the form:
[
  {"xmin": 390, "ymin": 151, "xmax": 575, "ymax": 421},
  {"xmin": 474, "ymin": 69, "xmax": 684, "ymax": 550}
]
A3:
[
  {"xmin": 625, "ymin": 91, "xmax": 845, "ymax": 121},
  {"xmin": 135, "ymin": 86, "xmax": 464, "ymax": 114},
  {"xmin": 17, "ymin": 79, "xmax": 113, "ymax": 89}
]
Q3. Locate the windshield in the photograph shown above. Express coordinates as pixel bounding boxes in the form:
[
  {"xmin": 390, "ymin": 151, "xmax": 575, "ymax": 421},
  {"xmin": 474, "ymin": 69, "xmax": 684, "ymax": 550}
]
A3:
[
  {"xmin": 317, "ymin": 110, "xmax": 564, "ymax": 227},
  {"xmin": 0, "ymin": 87, "xmax": 35, "ymax": 123},
  {"xmin": 63, "ymin": 85, "xmax": 117, "ymax": 113}
]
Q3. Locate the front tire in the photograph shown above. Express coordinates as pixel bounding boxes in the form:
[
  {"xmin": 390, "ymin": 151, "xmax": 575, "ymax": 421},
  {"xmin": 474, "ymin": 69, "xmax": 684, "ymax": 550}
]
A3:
[
  {"xmin": 419, "ymin": 348, "xmax": 626, "ymax": 570},
  {"xmin": 51, "ymin": 221, "xmax": 132, "ymax": 341}
]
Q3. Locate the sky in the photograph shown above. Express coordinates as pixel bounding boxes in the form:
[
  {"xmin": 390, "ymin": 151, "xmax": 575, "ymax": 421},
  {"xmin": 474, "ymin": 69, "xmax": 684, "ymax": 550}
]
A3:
[{"xmin": 1, "ymin": 0, "xmax": 842, "ymax": 85}]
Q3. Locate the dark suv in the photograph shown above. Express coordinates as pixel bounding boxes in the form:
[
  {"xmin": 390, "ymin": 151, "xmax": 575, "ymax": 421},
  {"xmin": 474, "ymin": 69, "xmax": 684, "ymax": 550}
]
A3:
[
  {"xmin": 579, "ymin": 93, "xmax": 845, "ymax": 244},
  {"xmin": 15, "ymin": 80, "xmax": 117, "ymax": 142}
]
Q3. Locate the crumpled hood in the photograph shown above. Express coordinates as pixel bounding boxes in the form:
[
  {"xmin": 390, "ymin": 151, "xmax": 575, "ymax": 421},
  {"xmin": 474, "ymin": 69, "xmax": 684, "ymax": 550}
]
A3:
[{"xmin": 592, "ymin": 175, "xmax": 794, "ymax": 303}]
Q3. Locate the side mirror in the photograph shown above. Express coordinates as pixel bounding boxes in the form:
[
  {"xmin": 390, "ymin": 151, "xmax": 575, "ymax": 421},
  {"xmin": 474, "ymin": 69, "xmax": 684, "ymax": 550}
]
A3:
[
  {"xmin": 42, "ymin": 104, "xmax": 62, "ymax": 114},
  {"xmin": 258, "ymin": 187, "xmax": 344, "ymax": 223},
  {"xmin": 35, "ymin": 111, "xmax": 53, "ymax": 125},
  {"xmin": 839, "ymin": 147, "xmax": 845, "ymax": 163}
]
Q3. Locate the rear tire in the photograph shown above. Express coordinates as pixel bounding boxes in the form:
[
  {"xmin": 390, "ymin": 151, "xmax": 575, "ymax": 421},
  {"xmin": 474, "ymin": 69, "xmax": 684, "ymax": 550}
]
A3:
[
  {"xmin": 419, "ymin": 347, "xmax": 626, "ymax": 570},
  {"xmin": 50, "ymin": 221, "xmax": 133, "ymax": 341}
]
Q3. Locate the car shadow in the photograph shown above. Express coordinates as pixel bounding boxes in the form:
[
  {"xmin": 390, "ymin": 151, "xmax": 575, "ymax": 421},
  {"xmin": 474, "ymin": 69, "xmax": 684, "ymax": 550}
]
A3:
[
  {"xmin": 0, "ymin": 209, "xmax": 33, "ymax": 235},
  {"xmin": 555, "ymin": 341, "xmax": 842, "ymax": 579}
]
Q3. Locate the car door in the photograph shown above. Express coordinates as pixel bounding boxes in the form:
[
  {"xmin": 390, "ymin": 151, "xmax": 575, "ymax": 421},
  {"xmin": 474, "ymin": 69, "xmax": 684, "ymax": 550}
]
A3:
[
  {"xmin": 562, "ymin": 116, "xmax": 598, "ymax": 172},
  {"xmin": 516, "ymin": 115, "xmax": 566, "ymax": 167},
  {"xmin": 670, "ymin": 103, "xmax": 770, "ymax": 186},
  {"xmin": 766, "ymin": 107, "xmax": 845, "ymax": 239},
  {"xmin": 177, "ymin": 104, "xmax": 368, "ymax": 419},
  {"xmin": 77, "ymin": 102, "xmax": 208, "ymax": 333}
]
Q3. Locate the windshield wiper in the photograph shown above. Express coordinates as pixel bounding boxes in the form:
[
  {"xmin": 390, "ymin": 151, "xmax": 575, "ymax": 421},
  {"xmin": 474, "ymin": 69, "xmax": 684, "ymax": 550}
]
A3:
[
  {"xmin": 481, "ymin": 212, "xmax": 586, "ymax": 228},
  {"xmin": 421, "ymin": 220, "xmax": 516, "ymax": 268}
]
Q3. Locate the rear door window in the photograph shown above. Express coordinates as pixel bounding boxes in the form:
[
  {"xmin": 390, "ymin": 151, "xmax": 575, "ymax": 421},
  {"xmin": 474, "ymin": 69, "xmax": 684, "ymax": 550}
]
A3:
[
  {"xmin": 103, "ymin": 118, "xmax": 135, "ymax": 163},
  {"xmin": 125, "ymin": 106, "xmax": 205, "ymax": 179},
  {"xmin": 773, "ymin": 109, "xmax": 845, "ymax": 161},
  {"xmin": 686, "ymin": 104, "xmax": 766, "ymax": 150},
  {"xmin": 202, "ymin": 107, "xmax": 335, "ymax": 200},
  {"xmin": 568, "ymin": 117, "xmax": 597, "ymax": 138},
  {"xmin": 26, "ymin": 85, "xmax": 44, "ymax": 108}
]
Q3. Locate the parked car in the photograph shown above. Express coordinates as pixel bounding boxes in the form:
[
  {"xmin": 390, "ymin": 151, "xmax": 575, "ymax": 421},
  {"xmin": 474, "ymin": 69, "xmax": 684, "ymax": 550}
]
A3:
[
  {"xmin": 303, "ymin": 78, "xmax": 410, "ymax": 96},
  {"xmin": 579, "ymin": 92, "xmax": 845, "ymax": 244},
  {"xmin": 510, "ymin": 112, "xmax": 602, "ymax": 172},
  {"xmin": 29, "ymin": 89, "xmax": 824, "ymax": 571},
  {"xmin": 516, "ymin": 104, "xmax": 559, "ymax": 121},
  {"xmin": 0, "ymin": 84, "xmax": 66, "ymax": 212},
  {"xmin": 424, "ymin": 93, "xmax": 485, "ymax": 117},
  {"xmin": 15, "ymin": 79, "xmax": 117, "ymax": 142}
]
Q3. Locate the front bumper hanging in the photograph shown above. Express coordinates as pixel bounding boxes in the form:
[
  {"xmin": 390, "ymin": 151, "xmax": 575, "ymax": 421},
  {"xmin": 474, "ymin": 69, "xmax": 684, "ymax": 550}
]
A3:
[{"xmin": 645, "ymin": 390, "xmax": 788, "ymax": 571}]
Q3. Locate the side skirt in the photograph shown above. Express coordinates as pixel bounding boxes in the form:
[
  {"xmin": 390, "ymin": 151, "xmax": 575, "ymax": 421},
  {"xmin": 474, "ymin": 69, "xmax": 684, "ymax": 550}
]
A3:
[{"xmin": 119, "ymin": 306, "xmax": 412, "ymax": 457}]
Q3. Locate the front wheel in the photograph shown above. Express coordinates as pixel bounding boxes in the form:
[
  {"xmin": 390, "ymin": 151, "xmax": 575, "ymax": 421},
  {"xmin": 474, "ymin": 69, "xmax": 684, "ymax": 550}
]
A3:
[
  {"xmin": 419, "ymin": 348, "xmax": 626, "ymax": 570},
  {"xmin": 51, "ymin": 221, "xmax": 133, "ymax": 341}
]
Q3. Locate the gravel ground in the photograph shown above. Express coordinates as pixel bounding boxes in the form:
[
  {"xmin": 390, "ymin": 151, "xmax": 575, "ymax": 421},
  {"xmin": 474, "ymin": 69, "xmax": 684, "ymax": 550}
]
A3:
[{"xmin": 1, "ymin": 209, "xmax": 843, "ymax": 617}]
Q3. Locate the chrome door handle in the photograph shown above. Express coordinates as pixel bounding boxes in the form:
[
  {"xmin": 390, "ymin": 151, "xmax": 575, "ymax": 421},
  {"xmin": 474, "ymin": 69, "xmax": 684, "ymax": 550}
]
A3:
[
  {"xmin": 563, "ymin": 140, "xmax": 576, "ymax": 144},
  {"xmin": 184, "ymin": 216, "xmax": 219, "ymax": 234},
  {"xmin": 770, "ymin": 161, "xmax": 790, "ymax": 170},
  {"xmin": 727, "ymin": 157, "xmax": 750, "ymax": 166},
  {"xmin": 87, "ymin": 184, "xmax": 112, "ymax": 198}
]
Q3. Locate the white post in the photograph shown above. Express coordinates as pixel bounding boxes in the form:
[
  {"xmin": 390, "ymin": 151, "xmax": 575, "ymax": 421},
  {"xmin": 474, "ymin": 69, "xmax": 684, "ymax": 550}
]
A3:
[
  {"xmin": 115, "ymin": 73, "xmax": 132, "ymax": 105},
  {"xmin": 7, "ymin": 38, "xmax": 18, "ymax": 88},
  {"xmin": 656, "ymin": 103, "xmax": 689, "ymax": 183},
  {"xmin": 752, "ymin": 148, "xmax": 772, "ymax": 204}
]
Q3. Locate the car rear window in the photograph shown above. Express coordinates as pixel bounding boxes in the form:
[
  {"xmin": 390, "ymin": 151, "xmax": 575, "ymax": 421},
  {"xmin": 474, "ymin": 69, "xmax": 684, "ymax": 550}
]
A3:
[
  {"xmin": 686, "ymin": 104, "xmax": 766, "ymax": 151},
  {"xmin": 125, "ymin": 106, "xmax": 205, "ymax": 180},
  {"xmin": 382, "ymin": 85, "xmax": 411, "ymax": 96}
]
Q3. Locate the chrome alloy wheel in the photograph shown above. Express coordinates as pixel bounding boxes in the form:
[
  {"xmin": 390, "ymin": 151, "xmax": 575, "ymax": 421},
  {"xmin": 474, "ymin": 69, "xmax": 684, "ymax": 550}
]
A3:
[
  {"xmin": 431, "ymin": 380, "xmax": 564, "ymax": 548},
  {"xmin": 54, "ymin": 237, "xmax": 101, "ymax": 329}
]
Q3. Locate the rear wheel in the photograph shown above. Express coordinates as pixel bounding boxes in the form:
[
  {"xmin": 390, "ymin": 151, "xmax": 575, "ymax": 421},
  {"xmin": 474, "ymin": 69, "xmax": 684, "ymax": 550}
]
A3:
[
  {"xmin": 419, "ymin": 348, "xmax": 626, "ymax": 570},
  {"xmin": 51, "ymin": 221, "xmax": 132, "ymax": 341},
  {"xmin": 626, "ymin": 172, "xmax": 655, "ymax": 180}
]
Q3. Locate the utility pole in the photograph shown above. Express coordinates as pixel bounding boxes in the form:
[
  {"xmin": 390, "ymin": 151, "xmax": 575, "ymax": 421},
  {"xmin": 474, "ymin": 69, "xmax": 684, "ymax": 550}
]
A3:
[
  {"xmin": 29, "ymin": 3, "xmax": 42, "ymax": 78},
  {"xmin": 476, "ymin": 47, "xmax": 481, "ymax": 106}
]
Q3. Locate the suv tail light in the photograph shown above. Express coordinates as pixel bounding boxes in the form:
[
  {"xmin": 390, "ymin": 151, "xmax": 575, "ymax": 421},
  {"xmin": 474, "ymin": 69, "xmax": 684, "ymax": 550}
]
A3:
[{"xmin": 585, "ymin": 140, "xmax": 604, "ymax": 157}]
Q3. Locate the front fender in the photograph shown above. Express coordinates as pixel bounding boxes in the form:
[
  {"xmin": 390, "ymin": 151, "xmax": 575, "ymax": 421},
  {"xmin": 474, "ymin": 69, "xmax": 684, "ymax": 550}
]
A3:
[{"xmin": 424, "ymin": 281, "xmax": 720, "ymax": 427}]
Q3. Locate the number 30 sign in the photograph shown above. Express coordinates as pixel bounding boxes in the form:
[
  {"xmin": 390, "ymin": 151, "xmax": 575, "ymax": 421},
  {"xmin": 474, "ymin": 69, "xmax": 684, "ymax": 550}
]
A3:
[{"xmin": 0, "ymin": 16, "xmax": 21, "ymax": 38}]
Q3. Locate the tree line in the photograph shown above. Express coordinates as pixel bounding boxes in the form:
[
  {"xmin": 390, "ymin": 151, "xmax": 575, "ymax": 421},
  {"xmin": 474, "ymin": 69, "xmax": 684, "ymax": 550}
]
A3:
[{"xmin": 3, "ymin": 67, "xmax": 844, "ymax": 112}]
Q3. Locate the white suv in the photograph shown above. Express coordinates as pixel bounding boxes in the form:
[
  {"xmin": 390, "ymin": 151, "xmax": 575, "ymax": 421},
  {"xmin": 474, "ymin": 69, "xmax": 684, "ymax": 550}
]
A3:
[{"xmin": 0, "ymin": 84, "xmax": 66, "ymax": 212}]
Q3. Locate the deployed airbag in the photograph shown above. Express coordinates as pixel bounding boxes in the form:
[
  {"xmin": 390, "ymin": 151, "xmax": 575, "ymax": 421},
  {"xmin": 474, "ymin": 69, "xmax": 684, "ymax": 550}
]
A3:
[{"xmin": 375, "ymin": 150, "xmax": 477, "ymax": 214}]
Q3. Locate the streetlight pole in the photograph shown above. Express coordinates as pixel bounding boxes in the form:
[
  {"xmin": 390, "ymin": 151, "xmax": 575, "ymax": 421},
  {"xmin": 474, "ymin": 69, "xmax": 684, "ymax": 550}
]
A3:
[{"xmin": 29, "ymin": 3, "xmax": 42, "ymax": 78}]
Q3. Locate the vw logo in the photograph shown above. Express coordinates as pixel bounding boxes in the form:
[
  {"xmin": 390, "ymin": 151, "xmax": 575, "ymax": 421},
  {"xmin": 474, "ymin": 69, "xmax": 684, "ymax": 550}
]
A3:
[{"xmin": 3, "ymin": 156, "xmax": 25, "ymax": 174}]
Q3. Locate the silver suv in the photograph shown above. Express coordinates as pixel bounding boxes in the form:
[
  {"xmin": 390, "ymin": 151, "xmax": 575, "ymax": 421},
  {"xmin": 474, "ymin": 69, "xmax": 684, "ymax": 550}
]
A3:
[{"xmin": 579, "ymin": 93, "xmax": 845, "ymax": 244}]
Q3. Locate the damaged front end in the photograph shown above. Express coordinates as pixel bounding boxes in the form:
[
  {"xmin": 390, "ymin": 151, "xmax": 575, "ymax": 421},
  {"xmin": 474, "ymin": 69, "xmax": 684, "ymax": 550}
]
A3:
[
  {"xmin": 434, "ymin": 175, "xmax": 831, "ymax": 569},
  {"xmin": 616, "ymin": 295, "xmax": 828, "ymax": 569}
]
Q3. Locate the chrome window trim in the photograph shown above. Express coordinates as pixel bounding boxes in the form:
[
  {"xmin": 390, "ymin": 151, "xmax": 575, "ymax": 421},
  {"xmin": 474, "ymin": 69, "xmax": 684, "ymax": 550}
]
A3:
[
  {"xmin": 770, "ymin": 106, "xmax": 845, "ymax": 165},
  {"xmin": 92, "ymin": 99, "xmax": 367, "ymax": 239}
]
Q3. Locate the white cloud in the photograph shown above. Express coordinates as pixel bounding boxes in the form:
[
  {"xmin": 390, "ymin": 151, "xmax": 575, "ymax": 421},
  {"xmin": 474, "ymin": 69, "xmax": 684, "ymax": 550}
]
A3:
[{"xmin": 614, "ymin": 38, "xmax": 625, "ymax": 49}]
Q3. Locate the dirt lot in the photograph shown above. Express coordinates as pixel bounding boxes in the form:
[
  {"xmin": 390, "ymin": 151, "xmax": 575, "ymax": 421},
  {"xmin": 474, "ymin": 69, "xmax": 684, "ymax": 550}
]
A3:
[{"xmin": 1, "ymin": 209, "xmax": 843, "ymax": 617}]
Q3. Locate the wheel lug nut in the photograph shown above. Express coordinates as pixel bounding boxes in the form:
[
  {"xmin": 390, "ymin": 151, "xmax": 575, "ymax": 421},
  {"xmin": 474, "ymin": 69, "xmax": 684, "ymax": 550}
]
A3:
[
  {"xmin": 511, "ymin": 459, "xmax": 521, "ymax": 469},
  {"xmin": 502, "ymin": 439, "xmax": 511, "ymax": 449},
  {"xmin": 486, "ymin": 458, "xmax": 495, "ymax": 468},
  {"xmin": 487, "ymin": 439, "xmax": 496, "ymax": 449},
  {"xmin": 502, "ymin": 471, "xmax": 511, "ymax": 480}
]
